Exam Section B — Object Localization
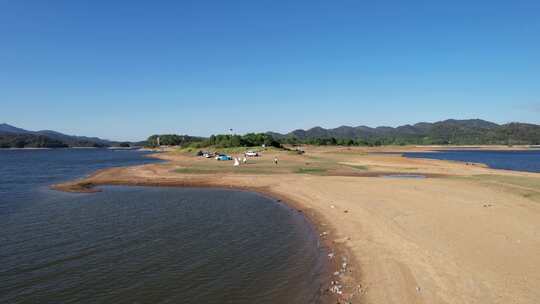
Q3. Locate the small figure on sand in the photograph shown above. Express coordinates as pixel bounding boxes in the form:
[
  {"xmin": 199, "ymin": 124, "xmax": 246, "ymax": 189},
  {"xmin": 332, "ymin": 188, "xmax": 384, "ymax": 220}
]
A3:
[
  {"xmin": 242, "ymin": 157, "xmax": 247, "ymax": 164},
  {"xmin": 274, "ymin": 156, "xmax": 278, "ymax": 166},
  {"xmin": 234, "ymin": 157, "xmax": 240, "ymax": 166}
]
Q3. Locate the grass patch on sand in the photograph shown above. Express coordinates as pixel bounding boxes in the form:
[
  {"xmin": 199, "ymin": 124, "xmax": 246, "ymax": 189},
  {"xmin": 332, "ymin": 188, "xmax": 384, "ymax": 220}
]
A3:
[
  {"xmin": 344, "ymin": 164, "xmax": 369, "ymax": 170},
  {"xmin": 175, "ymin": 167, "xmax": 219, "ymax": 174},
  {"xmin": 175, "ymin": 167, "xmax": 277, "ymax": 175},
  {"xmin": 295, "ymin": 167, "xmax": 327, "ymax": 175},
  {"xmin": 471, "ymin": 174, "xmax": 540, "ymax": 189},
  {"xmin": 322, "ymin": 150, "xmax": 369, "ymax": 156},
  {"xmin": 523, "ymin": 192, "xmax": 540, "ymax": 201},
  {"xmin": 464, "ymin": 174, "xmax": 540, "ymax": 203}
]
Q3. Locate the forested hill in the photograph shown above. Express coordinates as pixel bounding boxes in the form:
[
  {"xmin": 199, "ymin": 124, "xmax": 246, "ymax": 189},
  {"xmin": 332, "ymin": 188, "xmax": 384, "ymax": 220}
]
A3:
[
  {"xmin": 268, "ymin": 119, "xmax": 540, "ymax": 145},
  {"xmin": 0, "ymin": 123, "xmax": 118, "ymax": 148},
  {"xmin": 3, "ymin": 119, "xmax": 540, "ymax": 148}
]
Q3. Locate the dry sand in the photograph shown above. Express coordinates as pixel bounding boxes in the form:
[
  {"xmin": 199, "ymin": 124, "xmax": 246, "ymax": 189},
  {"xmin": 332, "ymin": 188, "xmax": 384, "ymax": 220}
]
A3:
[{"xmin": 53, "ymin": 146, "xmax": 540, "ymax": 303}]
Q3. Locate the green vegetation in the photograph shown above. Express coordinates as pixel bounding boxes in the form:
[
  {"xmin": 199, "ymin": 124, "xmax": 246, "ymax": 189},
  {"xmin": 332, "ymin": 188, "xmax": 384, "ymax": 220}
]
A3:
[
  {"xmin": 147, "ymin": 134, "xmax": 204, "ymax": 147},
  {"xmin": 202, "ymin": 133, "xmax": 281, "ymax": 148},
  {"xmin": 0, "ymin": 134, "xmax": 68, "ymax": 148},
  {"xmin": 344, "ymin": 164, "xmax": 369, "ymax": 170},
  {"xmin": 0, "ymin": 123, "xmax": 127, "ymax": 148},
  {"xmin": 175, "ymin": 167, "xmax": 277, "ymax": 175},
  {"xmin": 0, "ymin": 132, "xmax": 111, "ymax": 148},
  {"xmin": 459, "ymin": 174, "xmax": 540, "ymax": 203},
  {"xmin": 146, "ymin": 120, "xmax": 540, "ymax": 150},
  {"xmin": 274, "ymin": 120, "xmax": 540, "ymax": 146},
  {"xmin": 148, "ymin": 133, "xmax": 281, "ymax": 149},
  {"xmin": 295, "ymin": 167, "xmax": 327, "ymax": 174},
  {"xmin": 469, "ymin": 174, "xmax": 540, "ymax": 189},
  {"xmin": 174, "ymin": 167, "xmax": 220, "ymax": 174}
]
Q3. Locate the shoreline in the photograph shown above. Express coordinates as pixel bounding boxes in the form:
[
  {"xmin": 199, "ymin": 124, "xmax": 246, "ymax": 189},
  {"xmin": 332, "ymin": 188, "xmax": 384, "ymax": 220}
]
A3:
[
  {"xmin": 53, "ymin": 179, "xmax": 359, "ymax": 303},
  {"xmin": 256, "ymin": 187, "xmax": 362, "ymax": 302},
  {"xmin": 51, "ymin": 146, "xmax": 540, "ymax": 303}
]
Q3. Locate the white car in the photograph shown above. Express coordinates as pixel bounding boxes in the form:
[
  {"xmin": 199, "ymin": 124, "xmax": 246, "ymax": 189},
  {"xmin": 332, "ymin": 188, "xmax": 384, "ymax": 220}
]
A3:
[{"xmin": 245, "ymin": 151, "xmax": 259, "ymax": 157}]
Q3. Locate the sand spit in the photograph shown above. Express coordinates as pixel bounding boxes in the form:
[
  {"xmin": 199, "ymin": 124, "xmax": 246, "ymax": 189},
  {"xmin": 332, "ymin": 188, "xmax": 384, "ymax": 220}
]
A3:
[{"xmin": 53, "ymin": 146, "xmax": 540, "ymax": 304}]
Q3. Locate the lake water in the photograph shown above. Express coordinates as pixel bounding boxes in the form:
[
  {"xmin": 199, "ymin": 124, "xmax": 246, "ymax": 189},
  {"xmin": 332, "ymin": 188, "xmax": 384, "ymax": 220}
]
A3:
[
  {"xmin": 0, "ymin": 149, "xmax": 327, "ymax": 303},
  {"xmin": 404, "ymin": 150, "xmax": 540, "ymax": 173}
]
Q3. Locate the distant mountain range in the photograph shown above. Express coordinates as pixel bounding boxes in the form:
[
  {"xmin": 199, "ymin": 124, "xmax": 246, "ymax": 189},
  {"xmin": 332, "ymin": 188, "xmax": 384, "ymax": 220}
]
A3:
[
  {"xmin": 268, "ymin": 119, "xmax": 540, "ymax": 145},
  {"xmin": 0, "ymin": 123, "xmax": 119, "ymax": 148},
  {"xmin": 3, "ymin": 119, "xmax": 540, "ymax": 148}
]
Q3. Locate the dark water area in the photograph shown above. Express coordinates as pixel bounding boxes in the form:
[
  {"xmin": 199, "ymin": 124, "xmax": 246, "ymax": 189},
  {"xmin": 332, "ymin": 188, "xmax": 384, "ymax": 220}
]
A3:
[
  {"xmin": 0, "ymin": 149, "xmax": 326, "ymax": 303},
  {"xmin": 404, "ymin": 150, "xmax": 540, "ymax": 173},
  {"xmin": 0, "ymin": 149, "xmax": 161, "ymax": 213}
]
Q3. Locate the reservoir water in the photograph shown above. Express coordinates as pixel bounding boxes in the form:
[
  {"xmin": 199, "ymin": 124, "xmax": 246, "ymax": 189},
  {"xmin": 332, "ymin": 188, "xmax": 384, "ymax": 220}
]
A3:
[
  {"xmin": 404, "ymin": 150, "xmax": 540, "ymax": 173},
  {"xmin": 0, "ymin": 149, "xmax": 327, "ymax": 303}
]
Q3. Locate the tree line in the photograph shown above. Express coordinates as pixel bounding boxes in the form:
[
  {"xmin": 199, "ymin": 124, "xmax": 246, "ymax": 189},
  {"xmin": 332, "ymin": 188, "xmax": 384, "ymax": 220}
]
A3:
[
  {"xmin": 0, "ymin": 134, "xmax": 69, "ymax": 148},
  {"xmin": 146, "ymin": 133, "xmax": 281, "ymax": 148},
  {"xmin": 146, "ymin": 122, "xmax": 540, "ymax": 149}
]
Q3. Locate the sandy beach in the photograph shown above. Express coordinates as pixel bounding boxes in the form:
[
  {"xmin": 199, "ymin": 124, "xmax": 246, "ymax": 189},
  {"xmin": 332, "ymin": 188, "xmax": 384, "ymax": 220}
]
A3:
[{"xmin": 53, "ymin": 146, "xmax": 540, "ymax": 304}]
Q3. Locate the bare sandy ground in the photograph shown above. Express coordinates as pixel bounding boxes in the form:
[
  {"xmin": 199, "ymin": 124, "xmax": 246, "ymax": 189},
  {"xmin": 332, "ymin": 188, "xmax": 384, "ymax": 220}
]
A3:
[{"xmin": 53, "ymin": 146, "xmax": 540, "ymax": 304}]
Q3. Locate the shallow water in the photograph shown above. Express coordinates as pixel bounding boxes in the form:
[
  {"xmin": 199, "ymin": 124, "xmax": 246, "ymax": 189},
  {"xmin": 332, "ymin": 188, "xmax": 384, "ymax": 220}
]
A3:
[
  {"xmin": 0, "ymin": 149, "xmax": 326, "ymax": 303},
  {"xmin": 404, "ymin": 150, "xmax": 540, "ymax": 173}
]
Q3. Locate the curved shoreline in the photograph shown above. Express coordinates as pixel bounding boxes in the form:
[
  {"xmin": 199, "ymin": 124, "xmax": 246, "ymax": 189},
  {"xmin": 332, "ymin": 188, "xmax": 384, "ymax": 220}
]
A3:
[
  {"xmin": 52, "ymin": 147, "xmax": 540, "ymax": 303},
  {"xmin": 53, "ymin": 176, "xmax": 361, "ymax": 303}
]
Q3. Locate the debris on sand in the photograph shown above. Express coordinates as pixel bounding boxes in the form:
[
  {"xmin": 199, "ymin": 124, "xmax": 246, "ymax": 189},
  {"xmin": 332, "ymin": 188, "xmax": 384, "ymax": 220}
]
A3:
[{"xmin": 329, "ymin": 281, "xmax": 343, "ymax": 295}]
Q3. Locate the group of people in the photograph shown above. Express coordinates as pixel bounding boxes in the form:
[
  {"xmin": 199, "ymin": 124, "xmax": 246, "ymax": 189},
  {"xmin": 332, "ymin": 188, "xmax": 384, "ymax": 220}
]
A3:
[
  {"xmin": 232, "ymin": 156, "xmax": 279, "ymax": 166},
  {"xmin": 233, "ymin": 156, "xmax": 247, "ymax": 166}
]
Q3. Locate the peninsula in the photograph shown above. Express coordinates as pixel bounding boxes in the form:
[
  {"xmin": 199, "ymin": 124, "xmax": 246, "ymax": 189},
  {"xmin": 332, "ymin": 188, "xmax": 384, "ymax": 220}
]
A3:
[{"xmin": 54, "ymin": 145, "xmax": 540, "ymax": 304}]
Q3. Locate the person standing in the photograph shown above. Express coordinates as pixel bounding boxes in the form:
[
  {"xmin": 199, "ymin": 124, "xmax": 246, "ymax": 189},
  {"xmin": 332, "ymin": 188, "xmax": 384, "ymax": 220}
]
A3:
[{"xmin": 273, "ymin": 156, "xmax": 278, "ymax": 166}]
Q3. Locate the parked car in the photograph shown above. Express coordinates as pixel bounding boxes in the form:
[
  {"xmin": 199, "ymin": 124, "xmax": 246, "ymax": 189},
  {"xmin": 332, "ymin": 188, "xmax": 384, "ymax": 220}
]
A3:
[
  {"xmin": 215, "ymin": 154, "xmax": 232, "ymax": 161},
  {"xmin": 244, "ymin": 151, "xmax": 259, "ymax": 157},
  {"xmin": 203, "ymin": 152, "xmax": 214, "ymax": 158}
]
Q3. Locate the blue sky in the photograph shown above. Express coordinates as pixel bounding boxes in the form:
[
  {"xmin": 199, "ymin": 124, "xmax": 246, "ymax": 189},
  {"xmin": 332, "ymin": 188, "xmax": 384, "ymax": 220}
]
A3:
[{"xmin": 1, "ymin": 1, "xmax": 539, "ymax": 141}]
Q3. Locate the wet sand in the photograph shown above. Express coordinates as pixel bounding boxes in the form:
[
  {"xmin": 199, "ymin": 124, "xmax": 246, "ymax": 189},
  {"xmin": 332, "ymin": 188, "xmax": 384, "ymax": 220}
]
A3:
[{"xmin": 53, "ymin": 146, "xmax": 540, "ymax": 303}]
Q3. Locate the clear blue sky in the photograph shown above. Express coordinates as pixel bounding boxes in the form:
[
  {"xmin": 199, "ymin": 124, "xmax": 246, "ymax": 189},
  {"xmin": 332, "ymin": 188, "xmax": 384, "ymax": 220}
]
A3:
[{"xmin": 1, "ymin": 1, "xmax": 539, "ymax": 141}]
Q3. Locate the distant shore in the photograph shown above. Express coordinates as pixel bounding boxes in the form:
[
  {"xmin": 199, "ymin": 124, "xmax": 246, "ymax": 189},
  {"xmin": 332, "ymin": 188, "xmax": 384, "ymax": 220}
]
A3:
[
  {"xmin": 0, "ymin": 146, "xmax": 146, "ymax": 150},
  {"xmin": 53, "ymin": 145, "xmax": 540, "ymax": 303},
  {"xmin": 0, "ymin": 147, "xmax": 53, "ymax": 150},
  {"xmin": 2, "ymin": 144, "xmax": 538, "ymax": 151}
]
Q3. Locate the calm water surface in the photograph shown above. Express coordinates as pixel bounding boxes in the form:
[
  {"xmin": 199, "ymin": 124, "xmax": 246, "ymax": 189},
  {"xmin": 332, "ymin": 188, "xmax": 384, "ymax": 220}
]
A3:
[
  {"xmin": 0, "ymin": 149, "xmax": 326, "ymax": 303},
  {"xmin": 404, "ymin": 150, "xmax": 540, "ymax": 173}
]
